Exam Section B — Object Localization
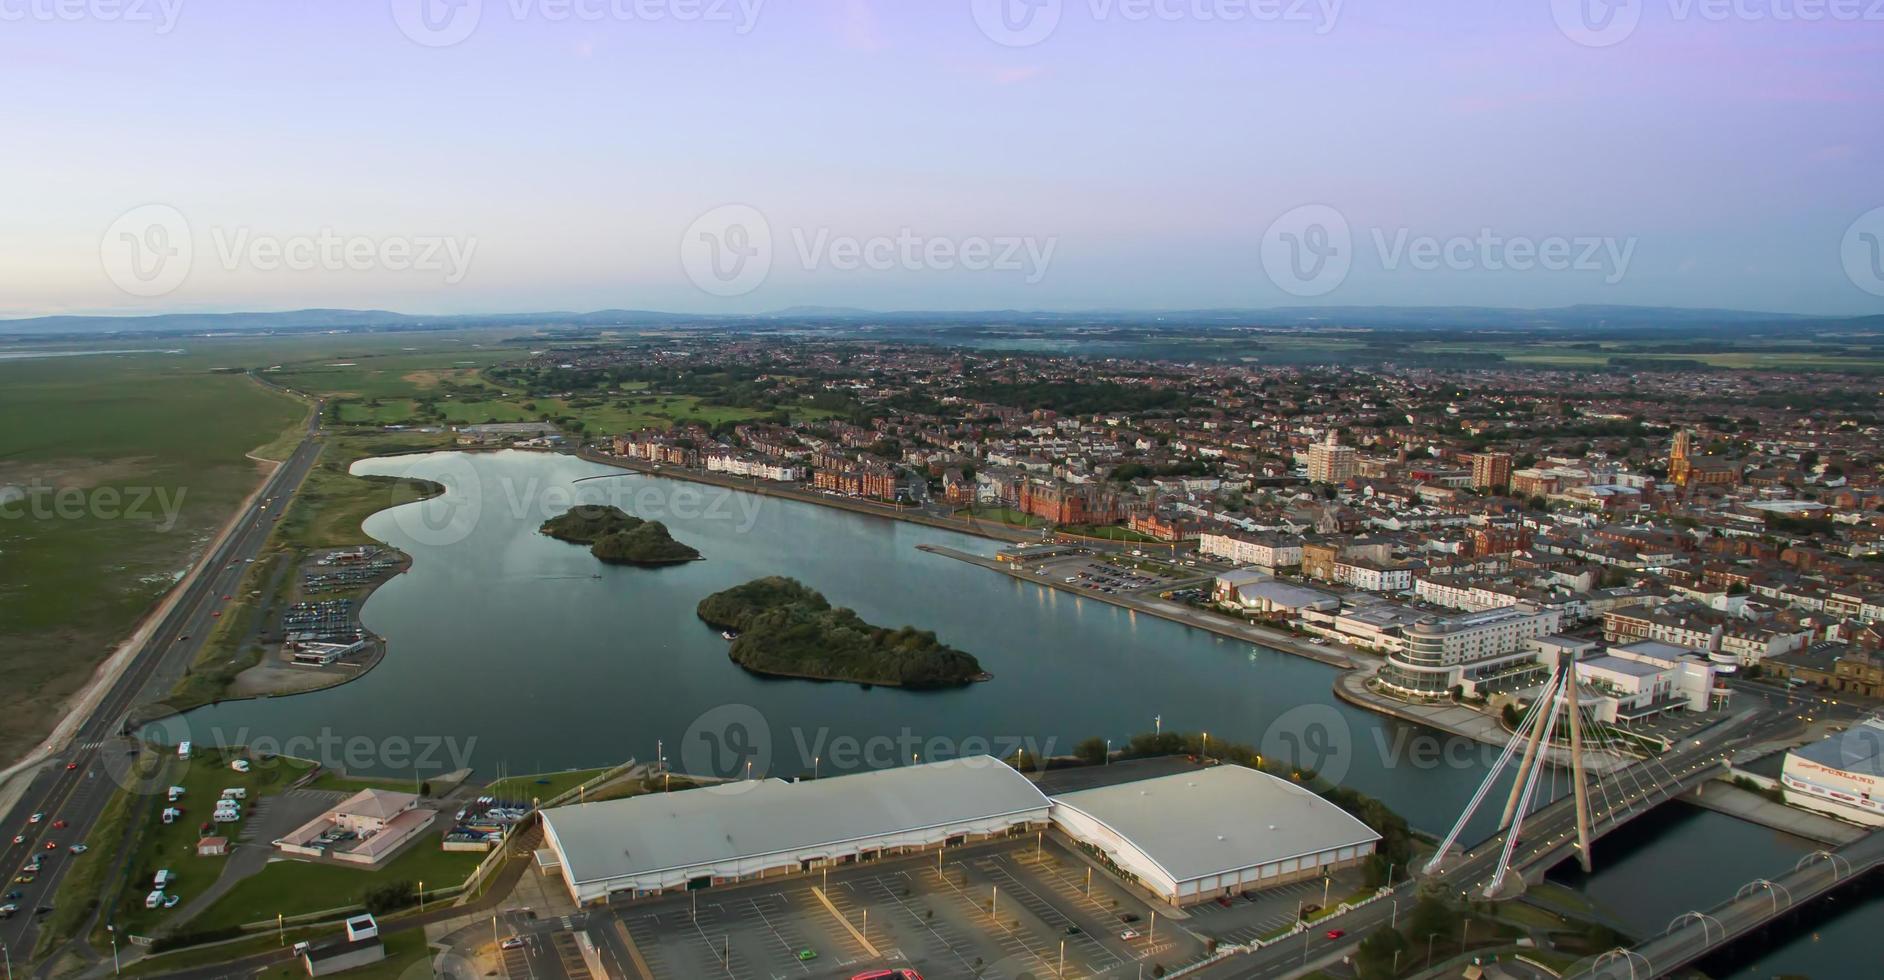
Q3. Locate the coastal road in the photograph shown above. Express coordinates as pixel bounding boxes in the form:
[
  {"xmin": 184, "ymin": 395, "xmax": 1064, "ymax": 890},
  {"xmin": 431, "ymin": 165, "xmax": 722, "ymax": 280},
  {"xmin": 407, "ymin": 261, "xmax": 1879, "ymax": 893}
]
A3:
[{"xmin": 0, "ymin": 408, "xmax": 323, "ymax": 969}]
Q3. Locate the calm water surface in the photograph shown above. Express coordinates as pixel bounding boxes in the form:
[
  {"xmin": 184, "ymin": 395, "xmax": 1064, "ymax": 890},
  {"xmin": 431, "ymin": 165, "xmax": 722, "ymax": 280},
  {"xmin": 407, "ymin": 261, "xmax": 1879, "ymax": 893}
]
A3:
[{"xmin": 179, "ymin": 450, "xmax": 1880, "ymax": 972}]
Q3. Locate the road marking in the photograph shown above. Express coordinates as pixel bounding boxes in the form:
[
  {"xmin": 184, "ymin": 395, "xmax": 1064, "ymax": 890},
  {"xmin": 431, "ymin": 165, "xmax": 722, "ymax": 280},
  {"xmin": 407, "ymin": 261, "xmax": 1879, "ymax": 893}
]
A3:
[{"xmin": 808, "ymin": 886, "xmax": 880, "ymax": 958}]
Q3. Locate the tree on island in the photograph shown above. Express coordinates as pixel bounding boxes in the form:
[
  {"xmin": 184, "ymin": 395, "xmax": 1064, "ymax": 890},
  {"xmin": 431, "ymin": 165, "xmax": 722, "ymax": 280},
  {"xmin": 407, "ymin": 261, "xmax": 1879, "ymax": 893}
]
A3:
[
  {"xmin": 697, "ymin": 576, "xmax": 985, "ymax": 689},
  {"xmin": 540, "ymin": 505, "xmax": 701, "ymax": 566}
]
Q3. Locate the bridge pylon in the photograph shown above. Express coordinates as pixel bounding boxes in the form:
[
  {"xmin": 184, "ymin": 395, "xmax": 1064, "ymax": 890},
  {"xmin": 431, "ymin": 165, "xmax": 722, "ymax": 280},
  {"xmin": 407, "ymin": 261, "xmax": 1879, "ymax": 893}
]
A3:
[{"xmin": 1421, "ymin": 640, "xmax": 1601, "ymax": 899}]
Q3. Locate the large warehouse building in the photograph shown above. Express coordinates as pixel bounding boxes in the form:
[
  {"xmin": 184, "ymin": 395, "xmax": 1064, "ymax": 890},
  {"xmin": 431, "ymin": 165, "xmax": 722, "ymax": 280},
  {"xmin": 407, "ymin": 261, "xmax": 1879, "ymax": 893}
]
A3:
[
  {"xmin": 540, "ymin": 756, "xmax": 1052, "ymax": 904},
  {"xmin": 1050, "ymin": 766, "xmax": 1382, "ymax": 906}
]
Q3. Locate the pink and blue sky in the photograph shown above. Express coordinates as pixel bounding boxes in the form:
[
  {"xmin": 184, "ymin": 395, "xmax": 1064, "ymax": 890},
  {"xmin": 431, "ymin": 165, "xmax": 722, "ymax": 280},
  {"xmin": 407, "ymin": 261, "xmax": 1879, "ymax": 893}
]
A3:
[{"xmin": 1, "ymin": 0, "xmax": 1880, "ymax": 316}]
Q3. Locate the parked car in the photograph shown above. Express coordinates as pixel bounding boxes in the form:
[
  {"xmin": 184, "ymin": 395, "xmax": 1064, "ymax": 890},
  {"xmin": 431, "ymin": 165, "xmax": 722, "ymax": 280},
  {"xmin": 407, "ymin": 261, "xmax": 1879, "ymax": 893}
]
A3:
[{"xmin": 1119, "ymin": 929, "xmax": 1141, "ymax": 941}]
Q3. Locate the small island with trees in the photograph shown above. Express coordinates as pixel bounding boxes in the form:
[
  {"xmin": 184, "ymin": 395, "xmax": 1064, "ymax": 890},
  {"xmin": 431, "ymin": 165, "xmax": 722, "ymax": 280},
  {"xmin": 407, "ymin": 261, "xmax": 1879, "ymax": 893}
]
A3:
[
  {"xmin": 696, "ymin": 577, "xmax": 989, "ymax": 688},
  {"xmin": 540, "ymin": 505, "xmax": 702, "ymax": 566}
]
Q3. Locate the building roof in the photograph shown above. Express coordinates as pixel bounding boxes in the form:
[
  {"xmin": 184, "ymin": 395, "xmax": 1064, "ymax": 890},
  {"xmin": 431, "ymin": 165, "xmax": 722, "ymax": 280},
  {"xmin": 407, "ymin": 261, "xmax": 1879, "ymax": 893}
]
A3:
[
  {"xmin": 1791, "ymin": 718, "xmax": 1884, "ymax": 778},
  {"xmin": 335, "ymin": 789, "xmax": 420, "ymax": 821},
  {"xmin": 543, "ymin": 756, "xmax": 1050, "ymax": 886},
  {"xmin": 1049, "ymin": 766, "xmax": 1381, "ymax": 885},
  {"xmin": 1610, "ymin": 640, "xmax": 1695, "ymax": 666},
  {"xmin": 1579, "ymin": 654, "xmax": 1664, "ymax": 678}
]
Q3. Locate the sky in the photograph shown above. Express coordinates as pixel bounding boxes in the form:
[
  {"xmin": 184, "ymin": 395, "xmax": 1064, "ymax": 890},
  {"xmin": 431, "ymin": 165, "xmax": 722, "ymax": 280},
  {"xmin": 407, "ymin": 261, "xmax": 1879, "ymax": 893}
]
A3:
[{"xmin": 1, "ymin": 0, "xmax": 1881, "ymax": 318}]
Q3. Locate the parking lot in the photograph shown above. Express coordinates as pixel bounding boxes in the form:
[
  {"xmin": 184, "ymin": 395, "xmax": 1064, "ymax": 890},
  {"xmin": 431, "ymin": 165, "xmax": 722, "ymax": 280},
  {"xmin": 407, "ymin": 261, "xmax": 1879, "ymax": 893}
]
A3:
[
  {"xmin": 1016, "ymin": 554, "xmax": 1194, "ymax": 598},
  {"xmin": 596, "ymin": 837, "xmax": 1205, "ymax": 979},
  {"xmin": 1176, "ymin": 868, "xmax": 1367, "ymax": 948}
]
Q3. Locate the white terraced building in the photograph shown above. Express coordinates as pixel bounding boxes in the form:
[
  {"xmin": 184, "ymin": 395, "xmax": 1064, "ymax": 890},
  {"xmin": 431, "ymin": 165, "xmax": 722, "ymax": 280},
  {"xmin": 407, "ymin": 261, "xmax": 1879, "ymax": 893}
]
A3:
[
  {"xmin": 1049, "ymin": 766, "xmax": 1381, "ymax": 906},
  {"xmin": 538, "ymin": 756, "xmax": 1052, "ymax": 904}
]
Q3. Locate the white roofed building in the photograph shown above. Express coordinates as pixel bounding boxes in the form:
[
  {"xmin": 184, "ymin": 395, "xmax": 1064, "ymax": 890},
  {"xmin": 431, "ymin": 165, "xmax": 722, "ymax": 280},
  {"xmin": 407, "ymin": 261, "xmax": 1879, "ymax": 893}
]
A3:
[
  {"xmin": 1048, "ymin": 766, "xmax": 1381, "ymax": 907},
  {"xmin": 540, "ymin": 756, "xmax": 1051, "ymax": 904}
]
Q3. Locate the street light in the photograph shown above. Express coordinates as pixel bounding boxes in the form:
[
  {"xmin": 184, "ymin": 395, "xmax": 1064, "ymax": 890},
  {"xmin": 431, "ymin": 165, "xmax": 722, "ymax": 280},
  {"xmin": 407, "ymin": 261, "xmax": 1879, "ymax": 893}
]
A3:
[
  {"xmin": 107, "ymin": 925, "xmax": 120, "ymax": 977},
  {"xmin": 419, "ymin": 880, "xmax": 425, "ymax": 912}
]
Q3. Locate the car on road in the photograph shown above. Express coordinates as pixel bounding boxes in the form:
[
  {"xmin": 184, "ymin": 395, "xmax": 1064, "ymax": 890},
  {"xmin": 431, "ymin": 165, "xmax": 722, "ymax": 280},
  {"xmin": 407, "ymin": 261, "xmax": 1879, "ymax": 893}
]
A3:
[
  {"xmin": 3, "ymin": 891, "xmax": 20, "ymax": 900},
  {"xmin": 52, "ymin": 820, "xmax": 67, "ymax": 829},
  {"xmin": 43, "ymin": 841, "xmax": 57, "ymax": 850},
  {"xmin": 68, "ymin": 844, "xmax": 88, "ymax": 854},
  {"xmin": 9, "ymin": 836, "xmax": 21, "ymax": 846},
  {"xmin": 28, "ymin": 813, "xmax": 43, "ymax": 824},
  {"xmin": 65, "ymin": 762, "xmax": 78, "ymax": 771},
  {"xmin": 1324, "ymin": 928, "xmax": 1346, "ymax": 940},
  {"xmin": 499, "ymin": 937, "xmax": 525, "ymax": 951},
  {"xmin": 0, "ymin": 904, "xmax": 16, "ymax": 919},
  {"xmin": 13, "ymin": 875, "xmax": 33, "ymax": 884}
]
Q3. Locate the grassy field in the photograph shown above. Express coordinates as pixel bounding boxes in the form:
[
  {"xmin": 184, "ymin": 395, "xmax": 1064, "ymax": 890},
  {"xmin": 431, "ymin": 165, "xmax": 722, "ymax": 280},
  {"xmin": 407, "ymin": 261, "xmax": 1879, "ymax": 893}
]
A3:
[
  {"xmin": 100, "ymin": 746, "xmax": 319, "ymax": 938},
  {"xmin": 189, "ymin": 831, "xmax": 484, "ymax": 930},
  {"xmin": 485, "ymin": 766, "xmax": 609, "ymax": 804},
  {"xmin": 957, "ymin": 505, "xmax": 1050, "ymax": 529},
  {"xmin": 0, "ymin": 352, "xmax": 308, "ymax": 764}
]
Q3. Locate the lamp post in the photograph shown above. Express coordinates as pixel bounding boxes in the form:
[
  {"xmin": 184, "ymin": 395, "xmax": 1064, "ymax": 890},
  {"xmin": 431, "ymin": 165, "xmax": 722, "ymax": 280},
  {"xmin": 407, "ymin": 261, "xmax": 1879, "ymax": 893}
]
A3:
[
  {"xmin": 1427, "ymin": 932, "xmax": 1438, "ymax": 969},
  {"xmin": 1154, "ymin": 714, "xmax": 1162, "ymax": 736},
  {"xmin": 419, "ymin": 880, "xmax": 425, "ymax": 912},
  {"xmin": 1105, "ymin": 739, "xmax": 1111, "ymax": 765},
  {"xmin": 278, "ymin": 912, "xmax": 285, "ymax": 945},
  {"xmin": 3, "ymin": 939, "xmax": 12, "ymax": 980},
  {"xmin": 814, "ymin": 755, "xmax": 820, "ymax": 780},
  {"xmin": 107, "ymin": 925, "xmax": 120, "ymax": 977}
]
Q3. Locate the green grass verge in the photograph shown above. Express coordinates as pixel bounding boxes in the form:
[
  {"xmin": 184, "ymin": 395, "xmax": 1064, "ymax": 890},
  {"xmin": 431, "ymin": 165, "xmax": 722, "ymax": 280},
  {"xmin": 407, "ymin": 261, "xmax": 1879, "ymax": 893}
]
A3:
[
  {"xmin": 306, "ymin": 772, "xmax": 427, "ymax": 796},
  {"xmin": 484, "ymin": 767, "xmax": 609, "ymax": 804}
]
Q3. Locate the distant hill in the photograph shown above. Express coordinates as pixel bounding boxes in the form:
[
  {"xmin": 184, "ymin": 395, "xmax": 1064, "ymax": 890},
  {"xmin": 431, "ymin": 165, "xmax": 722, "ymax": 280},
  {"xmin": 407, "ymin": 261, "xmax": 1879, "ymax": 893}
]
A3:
[{"xmin": 3, "ymin": 305, "xmax": 1879, "ymax": 339}]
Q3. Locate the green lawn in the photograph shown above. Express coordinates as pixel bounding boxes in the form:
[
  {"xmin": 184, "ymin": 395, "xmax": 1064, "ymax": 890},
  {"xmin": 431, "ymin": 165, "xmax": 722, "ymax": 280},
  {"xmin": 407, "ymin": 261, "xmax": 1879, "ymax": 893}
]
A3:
[
  {"xmin": 102, "ymin": 747, "xmax": 318, "ymax": 938},
  {"xmin": 0, "ymin": 353, "xmax": 306, "ymax": 763},
  {"xmin": 190, "ymin": 832, "xmax": 484, "ymax": 931},
  {"xmin": 958, "ymin": 505, "xmax": 1049, "ymax": 529},
  {"xmin": 485, "ymin": 767, "xmax": 609, "ymax": 805},
  {"xmin": 307, "ymin": 772, "xmax": 429, "ymax": 796},
  {"xmin": 1061, "ymin": 524, "xmax": 1156, "ymax": 542}
]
